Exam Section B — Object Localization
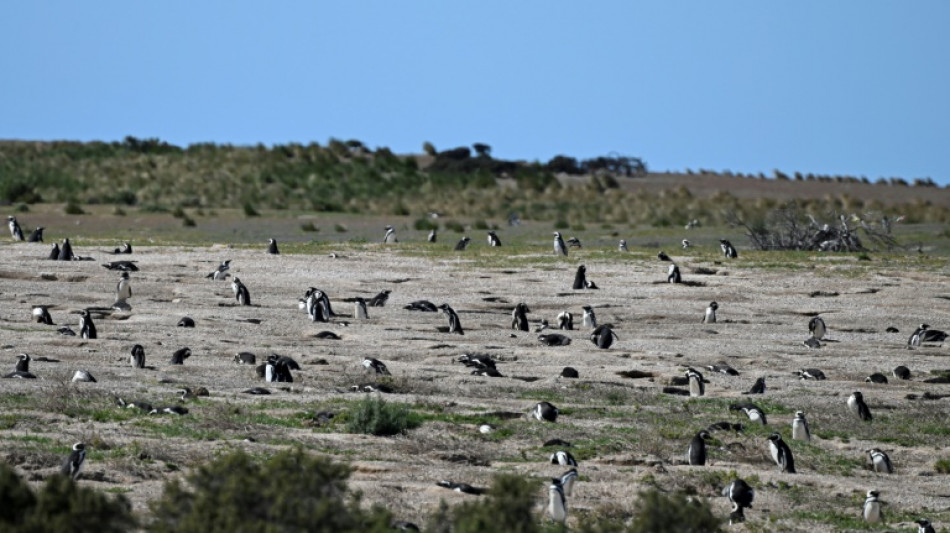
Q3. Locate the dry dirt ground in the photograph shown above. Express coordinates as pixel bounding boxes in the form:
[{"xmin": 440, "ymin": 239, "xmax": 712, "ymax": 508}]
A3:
[{"xmin": 1, "ymin": 237, "xmax": 950, "ymax": 531}]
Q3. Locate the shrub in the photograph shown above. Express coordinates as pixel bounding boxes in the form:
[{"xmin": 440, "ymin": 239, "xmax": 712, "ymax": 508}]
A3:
[
  {"xmin": 627, "ymin": 489, "xmax": 721, "ymax": 533},
  {"xmin": 172, "ymin": 206, "xmax": 186, "ymax": 219},
  {"xmin": 414, "ymin": 217, "xmax": 438, "ymax": 231},
  {"xmin": 301, "ymin": 221, "xmax": 319, "ymax": 232},
  {"xmin": 334, "ymin": 223, "xmax": 347, "ymax": 233},
  {"xmin": 242, "ymin": 202, "xmax": 260, "ymax": 217},
  {"xmin": 935, "ymin": 458, "xmax": 950, "ymax": 474},
  {"xmin": 182, "ymin": 216, "xmax": 196, "ymax": 227},
  {"xmin": 553, "ymin": 219, "xmax": 569, "ymax": 230},
  {"xmin": 472, "ymin": 219, "xmax": 490, "ymax": 230},
  {"xmin": 428, "ymin": 474, "xmax": 539, "ymax": 533},
  {"xmin": 346, "ymin": 396, "xmax": 418, "ymax": 436},
  {"xmin": 64, "ymin": 200, "xmax": 85, "ymax": 215}
]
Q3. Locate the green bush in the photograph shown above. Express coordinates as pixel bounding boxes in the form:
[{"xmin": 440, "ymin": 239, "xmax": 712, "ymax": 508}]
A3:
[
  {"xmin": 346, "ymin": 396, "xmax": 419, "ymax": 436},
  {"xmin": 301, "ymin": 222, "xmax": 319, "ymax": 232},
  {"xmin": 472, "ymin": 219, "xmax": 490, "ymax": 230},
  {"xmin": 242, "ymin": 201, "xmax": 260, "ymax": 217},
  {"xmin": 553, "ymin": 219, "xmax": 569, "ymax": 230},
  {"xmin": 150, "ymin": 449, "xmax": 391, "ymax": 533},
  {"xmin": 445, "ymin": 220, "xmax": 465, "ymax": 234},
  {"xmin": 63, "ymin": 200, "xmax": 85, "ymax": 215},
  {"xmin": 414, "ymin": 217, "xmax": 439, "ymax": 231},
  {"xmin": 0, "ymin": 465, "xmax": 135, "ymax": 532},
  {"xmin": 936, "ymin": 458, "xmax": 950, "ymax": 474},
  {"xmin": 428, "ymin": 474, "xmax": 539, "ymax": 533},
  {"xmin": 182, "ymin": 216, "xmax": 196, "ymax": 227},
  {"xmin": 172, "ymin": 206, "xmax": 186, "ymax": 219}
]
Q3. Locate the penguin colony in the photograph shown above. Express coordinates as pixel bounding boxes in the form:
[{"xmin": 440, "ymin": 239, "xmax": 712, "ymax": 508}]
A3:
[{"xmin": 1, "ymin": 219, "xmax": 947, "ymax": 530}]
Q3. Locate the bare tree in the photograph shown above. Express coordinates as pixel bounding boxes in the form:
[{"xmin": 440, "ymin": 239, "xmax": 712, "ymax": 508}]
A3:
[{"xmin": 725, "ymin": 205, "xmax": 899, "ymax": 252}]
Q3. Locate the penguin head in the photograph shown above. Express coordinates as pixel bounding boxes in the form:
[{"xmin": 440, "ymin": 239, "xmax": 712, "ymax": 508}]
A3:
[
  {"xmin": 709, "ymin": 301, "xmax": 718, "ymax": 310},
  {"xmin": 767, "ymin": 433, "xmax": 782, "ymax": 443},
  {"xmin": 73, "ymin": 442, "xmax": 85, "ymax": 452},
  {"xmin": 867, "ymin": 490, "xmax": 879, "ymax": 498},
  {"xmin": 794, "ymin": 410, "xmax": 805, "ymax": 419}
]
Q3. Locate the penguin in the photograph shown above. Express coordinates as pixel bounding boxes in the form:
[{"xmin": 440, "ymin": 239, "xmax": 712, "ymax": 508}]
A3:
[
  {"xmin": 533, "ymin": 401, "xmax": 559, "ymax": 422},
  {"xmin": 915, "ymin": 519, "xmax": 936, "ymax": 533},
  {"xmin": 150, "ymin": 406, "xmax": 189, "ymax": 416},
  {"xmin": 170, "ymin": 347, "xmax": 192, "ymax": 365},
  {"xmin": 14, "ymin": 353, "xmax": 31, "ymax": 373},
  {"xmin": 863, "ymin": 490, "xmax": 882, "ymax": 523},
  {"xmin": 791, "ymin": 411, "xmax": 811, "ymax": 441},
  {"xmin": 383, "ymin": 225, "xmax": 397, "ymax": 243},
  {"xmin": 306, "ymin": 289, "xmax": 332, "ymax": 322},
  {"xmin": 207, "ymin": 259, "xmax": 232, "ymax": 280},
  {"xmin": 686, "ymin": 367, "xmax": 705, "ymax": 397},
  {"xmin": 908, "ymin": 324, "xmax": 949, "ymax": 346},
  {"xmin": 113, "ymin": 242, "xmax": 132, "ymax": 254},
  {"xmin": 867, "ymin": 448, "xmax": 894, "ymax": 474},
  {"xmin": 438, "ymin": 303, "xmax": 464, "ymax": 335},
  {"xmin": 32, "ymin": 305, "xmax": 54, "ymax": 325},
  {"xmin": 720, "ymin": 239, "xmax": 738, "ymax": 258},
  {"xmin": 48, "ymin": 243, "xmax": 60, "ymax": 260},
  {"xmin": 61, "ymin": 442, "xmax": 86, "ymax": 479},
  {"xmin": 808, "ymin": 316, "xmax": 827, "ymax": 340},
  {"xmin": 848, "ymin": 391, "xmax": 873, "ymax": 421},
  {"xmin": 78, "ymin": 310, "xmax": 97, "ymax": 339},
  {"xmin": 27, "ymin": 227, "xmax": 43, "ymax": 242},
  {"xmin": 538, "ymin": 333, "xmax": 571, "ymax": 346},
  {"xmin": 130, "ymin": 345, "xmax": 146, "ymax": 369},
  {"xmin": 368, "ymin": 290, "xmax": 390, "ymax": 307},
  {"xmin": 535, "ymin": 319, "xmax": 550, "ymax": 332},
  {"xmin": 730, "ymin": 402, "xmax": 767, "ymax": 425},
  {"xmin": 8, "ymin": 216, "xmax": 23, "ymax": 241},
  {"xmin": 511, "ymin": 303, "xmax": 529, "ymax": 331},
  {"xmin": 803, "ymin": 336, "xmax": 821, "ymax": 349},
  {"xmin": 556, "ymin": 311, "xmax": 573, "ymax": 330},
  {"xmin": 57, "ymin": 326, "xmax": 76, "ymax": 336},
  {"xmin": 436, "ymin": 480, "xmax": 486, "ymax": 495},
  {"xmin": 71, "ymin": 370, "xmax": 96, "ymax": 383},
  {"xmin": 58, "ymin": 238, "xmax": 74, "ymax": 261},
  {"xmin": 744, "ymin": 377, "xmax": 766, "ymax": 395},
  {"xmin": 391, "ymin": 521, "xmax": 420, "ymax": 532},
  {"xmin": 618, "ymin": 239, "xmax": 628, "ymax": 252},
  {"xmin": 657, "ymin": 251, "xmax": 671, "ymax": 261},
  {"xmin": 234, "ymin": 352, "xmax": 256, "ymax": 365},
  {"xmin": 560, "ymin": 367, "xmax": 579, "ymax": 379},
  {"xmin": 487, "ymin": 231, "xmax": 501, "ymax": 247},
  {"xmin": 798, "ymin": 368, "xmax": 826, "ymax": 380},
  {"xmin": 767, "ymin": 432, "xmax": 796, "ymax": 473},
  {"xmin": 687, "ymin": 430, "xmax": 711, "ymax": 466},
  {"xmin": 267, "ymin": 238, "xmax": 279, "ymax": 255},
  {"xmin": 550, "ymin": 450, "xmax": 578, "ymax": 467},
  {"xmin": 115, "ymin": 272, "xmax": 132, "ymax": 303},
  {"xmin": 703, "ymin": 301, "xmax": 718, "ymax": 323},
  {"xmin": 682, "ymin": 239, "xmax": 691, "ymax": 249},
  {"xmin": 102, "ymin": 260, "xmax": 138, "ymax": 272},
  {"xmin": 547, "ymin": 478, "xmax": 567, "ymax": 524},
  {"xmin": 572, "ymin": 265, "xmax": 588, "ymax": 290},
  {"xmin": 723, "ymin": 479, "xmax": 754, "ymax": 524},
  {"xmin": 177, "ymin": 317, "xmax": 196, "ymax": 328},
  {"xmin": 865, "ymin": 373, "xmax": 888, "ymax": 384},
  {"xmin": 267, "ymin": 354, "xmax": 295, "ymax": 382},
  {"xmin": 667, "ymin": 264, "xmax": 682, "ymax": 284},
  {"xmin": 242, "ymin": 387, "xmax": 271, "ymax": 395},
  {"xmin": 362, "ymin": 357, "xmax": 391, "ymax": 376},
  {"xmin": 590, "ymin": 324, "xmax": 618, "ymax": 349},
  {"xmin": 553, "ymin": 232, "xmax": 568, "ymax": 256},
  {"xmin": 454, "ymin": 236, "xmax": 471, "ymax": 251},
  {"xmin": 893, "ymin": 366, "xmax": 911, "ymax": 380},
  {"xmin": 706, "ymin": 362, "xmax": 738, "ymax": 376},
  {"xmin": 232, "ymin": 277, "xmax": 251, "ymax": 306},
  {"xmin": 353, "ymin": 298, "xmax": 369, "ymax": 320},
  {"xmin": 582, "ymin": 305, "xmax": 596, "ymax": 329},
  {"xmin": 559, "ymin": 468, "xmax": 578, "ymax": 497},
  {"xmin": 427, "ymin": 229, "xmax": 437, "ymax": 243},
  {"xmin": 566, "ymin": 237, "xmax": 582, "ymax": 248},
  {"xmin": 404, "ymin": 300, "xmax": 437, "ymax": 312}
]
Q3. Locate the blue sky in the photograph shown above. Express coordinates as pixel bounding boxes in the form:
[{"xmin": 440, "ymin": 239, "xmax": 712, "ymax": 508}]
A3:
[{"xmin": 1, "ymin": 2, "xmax": 948, "ymax": 182}]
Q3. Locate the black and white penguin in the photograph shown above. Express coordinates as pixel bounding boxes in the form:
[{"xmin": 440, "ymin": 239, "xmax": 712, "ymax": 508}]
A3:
[
  {"xmin": 234, "ymin": 352, "xmax": 256, "ymax": 365},
  {"xmin": 232, "ymin": 277, "xmax": 251, "ymax": 306},
  {"xmin": 78, "ymin": 310, "xmax": 97, "ymax": 339},
  {"xmin": 582, "ymin": 305, "xmax": 596, "ymax": 329},
  {"xmin": 723, "ymin": 479, "xmax": 754, "ymax": 524},
  {"xmin": 265, "ymin": 354, "xmax": 295, "ymax": 382},
  {"xmin": 559, "ymin": 468, "xmax": 578, "ymax": 497},
  {"xmin": 266, "ymin": 238, "xmax": 279, "ymax": 255},
  {"xmin": 533, "ymin": 401, "xmax": 559, "ymax": 422},
  {"xmin": 550, "ymin": 450, "xmax": 577, "ymax": 467},
  {"xmin": 61, "ymin": 442, "xmax": 86, "ymax": 479},
  {"xmin": 893, "ymin": 366, "xmax": 911, "ymax": 380},
  {"xmin": 8, "ymin": 216, "xmax": 24, "ymax": 241},
  {"xmin": 848, "ymin": 391, "xmax": 873, "ymax": 421},
  {"xmin": 744, "ymin": 377, "xmax": 766, "ymax": 395},
  {"xmin": 538, "ymin": 333, "xmax": 571, "ymax": 346},
  {"xmin": 454, "ymin": 236, "xmax": 471, "ymax": 251},
  {"xmin": 130, "ymin": 345, "xmax": 146, "ymax": 368},
  {"xmin": 32, "ymin": 305, "xmax": 54, "ymax": 325},
  {"xmin": 867, "ymin": 448, "xmax": 894, "ymax": 474},
  {"xmin": 908, "ymin": 324, "xmax": 949, "ymax": 346},
  {"xmin": 720, "ymin": 239, "xmax": 738, "ymax": 258},
  {"xmin": 618, "ymin": 239, "xmax": 628, "ymax": 252},
  {"xmin": 808, "ymin": 316, "xmax": 827, "ymax": 340},
  {"xmin": 439, "ymin": 303, "xmax": 464, "ymax": 335},
  {"xmin": 14, "ymin": 353, "xmax": 31, "ymax": 373},
  {"xmin": 58, "ymin": 238, "xmax": 74, "ymax": 261},
  {"xmin": 566, "ymin": 237, "xmax": 582, "ymax": 248},
  {"xmin": 113, "ymin": 242, "xmax": 132, "ymax": 254},
  {"xmin": 383, "ymin": 225, "xmax": 397, "ymax": 243},
  {"xmin": 791, "ymin": 411, "xmax": 811, "ymax": 441},
  {"xmin": 177, "ymin": 317, "xmax": 196, "ymax": 328},
  {"xmin": 572, "ymin": 265, "xmax": 588, "ymax": 290},
  {"xmin": 798, "ymin": 368, "xmax": 826, "ymax": 380},
  {"xmin": 354, "ymin": 298, "xmax": 369, "ymax": 320},
  {"xmin": 115, "ymin": 272, "xmax": 132, "ymax": 303},
  {"xmin": 368, "ymin": 290, "xmax": 390, "ymax": 307},
  {"xmin": 590, "ymin": 324, "xmax": 618, "ymax": 349},
  {"xmin": 487, "ymin": 231, "xmax": 501, "ymax": 247},
  {"xmin": 207, "ymin": 259, "xmax": 231, "ymax": 280},
  {"xmin": 667, "ymin": 264, "xmax": 682, "ymax": 284},
  {"xmin": 767, "ymin": 432, "xmax": 795, "ymax": 473},
  {"xmin": 553, "ymin": 232, "xmax": 568, "ymax": 256},
  {"xmin": 703, "ymin": 301, "xmax": 718, "ymax": 323},
  {"xmin": 362, "ymin": 357, "xmax": 391, "ymax": 376},
  {"xmin": 865, "ymin": 373, "xmax": 888, "ymax": 384},
  {"xmin": 306, "ymin": 288, "xmax": 332, "ymax": 322},
  {"xmin": 170, "ymin": 347, "xmax": 192, "ymax": 365},
  {"xmin": 427, "ymin": 229, "xmax": 437, "ymax": 243},
  {"xmin": 547, "ymin": 478, "xmax": 567, "ymax": 524},
  {"xmin": 682, "ymin": 239, "xmax": 691, "ymax": 249},
  {"xmin": 730, "ymin": 402, "xmax": 767, "ymax": 425},
  {"xmin": 706, "ymin": 362, "xmax": 738, "ymax": 376},
  {"xmin": 687, "ymin": 430, "xmax": 711, "ymax": 466},
  {"xmin": 560, "ymin": 367, "xmax": 579, "ymax": 379},
  {"xmin": 556, "ymin": 311, "xmax": 573, "ymax": 330},
  {"xmin": 535, "ymin": 319, "xmax": 550, "ymax": 332},
  {"xmin": 915, "ymin": 519, "xmax": 936, "ymax": 533},
  {"xmin": 686, "ymin": 368, "xmax": 705, "ymax": 397},
  {"xmin": 71, "ymin": 370, "xmax": 96, "ymax": 383},
  {"xmin": 511, "ymin": 303, "xmax": 530, "ymax": 332},
  {"xmin": 27, "ymin": 227, "xmax": 44, "ymax": 242},
  {"xmin": 863, "ymin": 490, "xmax": 882, "ymax": 523},
  {"xmin": 48, "ymin": 243, "xmax": 60, "ymax": 260},
  {"xmin": 103, "ymin": 260, "xmax": 138, "ymax": 272},
  {"xmin": 657, "ymin": 251, "xmax": 671, "ymax": 261},
  {"xmin": 404, "ymin": 300, "xmax": 438, "ymax": 312}
]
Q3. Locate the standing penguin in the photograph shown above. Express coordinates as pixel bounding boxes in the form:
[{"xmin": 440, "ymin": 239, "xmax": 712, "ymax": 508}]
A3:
[
  {"xmin": 32, "ymin": 305, "xmax": 54, "ymax": 325},
  {"xmin": 232, "ymin": 277, "xmax": 251, "ymax": 306},
  {"xmin": 78, "ymin": 310, "xmax": 97, "ymax": 339},
  {"xmin": 454, "ymin": 236, "xmax": 471, "ymax": 251},
  {"xmin": 618, "ymin": 239, "xmax": 628, "ymax": 252},
  {"xmin": 582, "ymin": 305, "xmax": 596, "ymax": 329},
  {"xmin": 61, "ymin": 442, "xmax": 86, "ymax": 479},
  {"xmin": 547, "ymin": 478, "xmax": 567, "ymax": 524},
  {"xmin": 590, "ymin": 324, "xmax": 618, "ymax": 349},
  {"xmin": 553, "ymin": 232, "xmax": 568, "ymax": 256},
  {"xmin": 848, "ymin": 391, "xmax": 873, "ymax": 421},
  {"xmin": 809, "ymin": 316, "xmax": 827, "ymax": 340},
  {"xmin": 668, "ymin": 264, "xmax": 682, "ymax": 284},
  {"xmin": 170, "ymin": 347, "xmax": 192, "ymax": 365},
  {"xmin": 58, "ymin": 238, "xmax": 74, "ymax": 261},
  {"xmin": 720, "ymin": 239, "xmax": 738, "ymax": 258},
  {"xmin": 724, "ymin": 479, "xmax": 754, "ymax": 524},
  {"xmin": 383, "ymin": 225, "xmax": 397, "ymax": 243},
  {"xmin": 572, "ymin": 265, "xmax": 588, "ymax": 290},
  {"xmin": 767, "ymin": 433, "xmax": 796, "ymax": 473},
  {"xmin": 559, "ymin": 468, "xmax": 578, "ymax": 497},
  {"xmin": 439, "ymin": 303, "xmax": 464, "ymax": 335},
  {"xmin": 867, "ymin": 448, "xmax": 894, "ymax": 474},
  {"xmin": 48, "ymin": 243, "xmax": 60, "ymax": 260},
  {"xmin": 686, "ymin": 367, "xmax": 705, "ymax": 397},
  {"xmin": 266, "ymin": 238, "xmax": 279, "ymax": 255},
  {"xmin": 511, "ymin": 303, "xmax": 529, "ymax": 332},
  {"xmin": 487, "ymin": 231, "xmax": 501, "ymax": 247},
  {"xmin": 915, "ymin": 519, "xmax": 936, "ymax": 533},
  {"xmin": 791, "ymin": 411, "xmax": 811, "ymax": 441},
  {"xmin": 687, "ymin": 430, "xmax": 711, "ymax": 466},
  {"xmin": 130, "ymin": 344, "xmax": 146, "ymax": 369},
  {"xmin": 863, "ymin": 490, "xmax": 882, "ymax": 523},
  {"xmin": 556, "ymin": 311, "xmax": 573, "ymax": 330},
  {"xmin": 703, "ymin": 301, "xmax": 718, "ymax": 323},
  {"xmin": 427, "ymin": 228, "xmax": 437, "ymax": 243},
  {"xmin": 682, "ymin": 239, "xmax": 691, "ymax": 249},
  {"xmin": 115, "ymin": 272, "xmax": 132, "ymax": 303},
  {"xmin": 8, "ymin": 216, "xmax": 24, "ymax": 241},
  {"xmin": 354, "ymin": 298, "xmax": 369, "ymax": 319},
  {"xmin": 27, "ymin": 227, "xmax": 44, "ymax": 242},
  {"xmin": 533, "ymin": 401, "xmax": 559, "ymax": 422}
]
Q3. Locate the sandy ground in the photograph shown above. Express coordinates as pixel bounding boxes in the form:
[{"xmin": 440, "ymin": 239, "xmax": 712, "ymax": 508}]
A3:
[{"xmin": 1, "ymin": 239, "xmax": 950, "ymax": 531}]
